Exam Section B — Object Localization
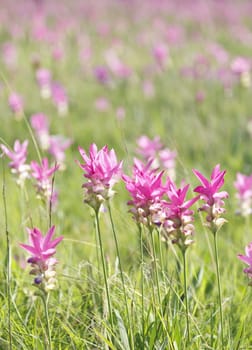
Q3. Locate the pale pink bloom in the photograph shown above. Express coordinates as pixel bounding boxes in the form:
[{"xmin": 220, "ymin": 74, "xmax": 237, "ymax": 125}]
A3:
[
  {"xmin": 116, "ymin": 107, "xmax": 126, "ymax": 121},
  {"xmin": 36, "ymin": 68, "xmax": 52, "ymax": 98},
  {"xmin": 153, "ymin": 43, "xmax": 169, "ymax": 68},
  {"xmin": 142, "ymin": 80, "xmax": 155, "ymax": 99},
  {"xmin": 52, "ymin": 46, "xmax": 64, "ymax": 61},
  {"xmin": 231, "ymin": 57, "xmax": 251, "ymax": 75},
  {"xmin": 9, "ymin": 93, "xmax": 23, "ymax": 116},
  {"xmin": 234, "ymin": 173, "xmax": 252, "ymax": 216},
  {"xmin": 137, "ymin": 135, "xmax": 176, "ymax": 177},
  {"xmin": 1, "ymin": 140, "xmax": 30, "ymax": 185},
  {"xmin": 20, "ymin": 225, "xmax": 63, "ymax": 291},
  {"xmin": 137, "ymin": 135, "xmax": 162, "ymax": 159},
  {"xmin": 237, "ymin": 242, "xmax": 252, "ymax": 283},
  {"xmin": 51, "ymin": 82, "xmax": 68, "ymax": 116},
  {"xmin": 195, "ymin": 90, "xmax": 205, "ymax": 103},
  {"xmin": 95, "ymin": 97, "xmax": 110, "ymax": 112},
  {"xmin": 77, "ymin": 144, "xmax": 122, "ymax": 210},
  {"xmin": 2, "ymin": 42, "xmax": 17, "ymax": 69},
  {"xmin": 30, "ymin": 158, "xmax": 59, "ymax": 201},
  {"xmin": 193, "ymin": 165, "xmax": 228, "ymax": 232},
  {"xmin": 49, "ymin": 135, "xmax": 72, "ymax": 169},
  {"xmin": 30, "ymin": 113, "xmax": 50, "ymax": 150}
]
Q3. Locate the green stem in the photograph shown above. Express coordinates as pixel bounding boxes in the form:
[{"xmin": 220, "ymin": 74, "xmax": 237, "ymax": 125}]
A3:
[
  {"xmin": 213, "ymin": 232, "xmax": 224, "ymax": 349},
  {"xmin": 95, "ymin": 211, "xmax": 113, "ymax": 328},
  {"xmin": 182, "ymin": 249, "xmax": 190, "ymax": 344},
  {"xmin": 139, "ymin": 225, "xmax": 145, "ymax": 348},
  {"xmin": 108, "ymin": 203, "xmax": 134, "ymax": 350},
  {"xmin": 2, "ymin": 159, "xmax": 12, "ymax": 350},
  {"xmin": 150, "ymin": 230, "xmax": 162, "ymax": 305},
  {"xmin": 41, "ymin": 293, "xmax": 52, "ymax": 350}
]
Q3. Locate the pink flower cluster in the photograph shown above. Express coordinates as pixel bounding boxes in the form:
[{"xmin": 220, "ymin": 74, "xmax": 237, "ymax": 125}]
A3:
[
  {"xmin": 30, "ymin": 113, "xmax": 72, "ymax": 169},
  {"xmin": 20, "ymin": 226, "xmax": 63, "ymax": 292},
  {"xmin": 123, "ymin": 160, "xmax": 228, "ymax": 249},
  {"xmin": 137, "ymin": 135, "xmax": 177, "ymax": 179},
  {"xmin": 77, "ymin": 144, "xmax": 122, "ymax": 211},
  {"xmin": 1, "ymin": 139, "xmax": 59, "ymax": 204}
]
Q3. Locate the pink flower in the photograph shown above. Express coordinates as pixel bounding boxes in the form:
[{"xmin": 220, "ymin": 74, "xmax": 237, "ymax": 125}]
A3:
[
  {"xmin": 136, "ymin": 135, "xmax": 176, "ymax": 177},
  {"xmin": 51, "ymin": 81, "xmax": 68, "ymax": 116},
  {"xmin": 48, "ymin": 135, "xmax": 72, "ymax": 168},
  {"xmin": 36, "ymin": 68, "xmax": 52, "ymax": 98},
  {"xmin": 193, "ymin": 165, "xmax": 228, "ymax": 232},
  {"xmin": 8, "ymin": 92, "xmax": 23, "ymax": 116},
  {"xmin": 234, "ymin": 173, "xmax": 252, "ymax": 216},
  {"xmin": 20, "ymin": 226, "xmax": 63, "ymax": 262},
  {"xmin": 137, "ymin": 135, "xmax": 163, "ymax": 159},
  {"xmin": 77, "ymin": 144, "xmax": 122, "ymax": 210},
  {"xmin": 1, "ymin": 140, "xmax": 30, "ymax": 185},
  {"xmin": 161, "ymin": 179, "xmax": 199, "ymax": 248},
  {"xmin": 231, "ymin": 57, "xmax": 251, "ymax": 76},
  {"xmin": 1, "ymin": 140, "xmax": 28, "ymax": 171},
  {"xmin": 95, "ymin": 97, "xmax": 110, "ymax": 112},
  {"xmin": 20, "ymin": 226, "xmax": 63, "ymax": 291},
  {"xmin": 123, "ymin": 158, "xmax": 167, "ymax": 225},
  {"xmin": 30, "ymin": 158, "xmax": 59, "ymax": 200},
  {"xmin": 237, "ymin": 242, "xmax": 252, "ymax": 283},
  {"xmin": 30, "ymin": 113, "xmax": 50, "ymax": 150},
  {"xmin": 153, "ymin": 43, "xmax": 169, "ymax": 68}
]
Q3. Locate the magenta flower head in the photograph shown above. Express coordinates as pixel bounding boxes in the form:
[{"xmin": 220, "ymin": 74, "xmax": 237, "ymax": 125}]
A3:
[
  {"xmin": 51, "ymin": 81, "xmax": 68, "ymax": 116},
  {"xmin": 136, "ymin": 135, "xmax": 176, "ymax": 178},
  {"xmin": 234, "ymin": 173, "xmax": 252, "ymax": 216},
  {"xmin": 20, "ymin": 226, "xmax": 63, "ymax": 292},
  {"xmin": 193, "ymin": 164, "xmax": 228, "ymax": 233},
  {"xmin": 48, "ymin": 135, "xmax": 72, "ymax": 169},
  {"xmin": 30, "ymin": 158, "xmax": 59, "ymax": 202},
  {"xmin": 122, "ymin": 158, "xmax": 167, "ymax": 227},
  {"xmin": 30, "ymin": 113, "xmax": 50, "ymax": 150},
  {"xmin": 8, "ymin": 92, "xmax": 23, "ymax": 118},
  {"xmin": 77, "ymin": 143, "xmax": 122, "ymax": 211},
  {"xmin": 237, "ymin": 242, "xmax": 252, "ymax": 285},
  {"xmin": 1, "ymin": 140, "xmax": 30, "ymax": 186},
  {"xmin": 161, "ymin": 179, "xmax": 199, "ymax": 250},
  {"xmin": 36, "ymin": 68, "xmax": 52, "ymax": 99}
]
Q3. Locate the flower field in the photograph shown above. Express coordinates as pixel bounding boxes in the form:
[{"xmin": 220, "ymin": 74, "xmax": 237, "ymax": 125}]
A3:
[{"xmin": 1, "ymin": 1, "xmax": 252, "ymax": 349}]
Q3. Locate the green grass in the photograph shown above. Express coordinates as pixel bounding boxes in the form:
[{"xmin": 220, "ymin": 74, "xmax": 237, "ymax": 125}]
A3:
[{"xmin": 1, "ymin": 2, "xmax": 252, "ymax": 349}]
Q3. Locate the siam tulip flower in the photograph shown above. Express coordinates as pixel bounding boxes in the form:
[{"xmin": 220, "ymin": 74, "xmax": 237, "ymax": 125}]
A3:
[
  {"xmin": 237, "ymin": 242, "xmax": 252, "ymax": 285},
  {"xmin": 20, "ymin": 226, "xmax": 63, "ymax": 292},
  {"xmin": 123, "ymin": 158, "xmax": 167, "ymax": 226},
  {"xmin": 95, "ymin": 97, "xmax": 110, "ymax": 112},
  {"xmin": 161, "ymin": 179, "xmax": 199, "ymax": 250},
  {"xmin": 142, "ymin": 80, "xmax": 155, "ymax": 99},
  {"xmin": 77, "ymin": 144, "xmax": 122, "ymax": 211},
  {"xmin": 94, "ymin": 65, "xmax": 110, "ymax": 85},
  {"xmin": 51, "ymin": 81, "xmax": 68, "ymax": 116},
  {"xmin": 230, "ymin": 56, "xmax": 251, "ymax": 87},
  {"xmin": 36, "ymin": 68, "xmax": 52, "ymax": 98},
  {"xmin": 152, "ymin": 43, "xmax": 169, "ymax": 69},
  {"xmin": 8, "ymin": 92, "xmax": 23, "ymax": 118},
  {"xmin": 30, "ymin": 113, "xmax": 50, "ymax": 150},
  {"xmin": 30, "ymin": 158, "xmax": 59, "ymax": 202},
  {"xmin": 116, "ymin": 107, "xmax": 126, "ymax": 121},
  {"xmin": 48, "ymin": 135, "xmax": 72, "ymax": 169},
  {"xmin": 136, "ymin": 135, "xmax": 176, "ymax": 178},
  {"xmin": 234, "ymin": 173, "xmax": 252, "ymax": 216},
  {"xmin": 1, "ymin": 140, "xmax": 30, "ymax": 186},
  {"xmin": 193, "ymin": 165, "xmax": 228, "ymax": 233},
  {"xmin": 2, "ymin": 42, "xmax": 17, "ymax": 70}
]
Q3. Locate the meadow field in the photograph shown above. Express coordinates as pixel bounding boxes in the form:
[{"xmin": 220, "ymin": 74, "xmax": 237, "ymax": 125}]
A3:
[{"xmin": 1, "ymin": 1, "xmax": 252, "ymax": 349}]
